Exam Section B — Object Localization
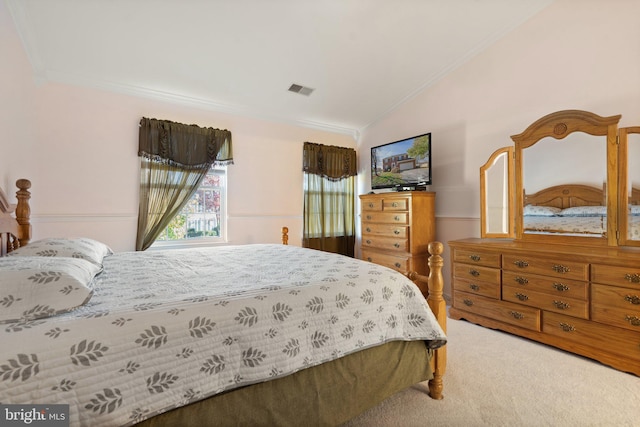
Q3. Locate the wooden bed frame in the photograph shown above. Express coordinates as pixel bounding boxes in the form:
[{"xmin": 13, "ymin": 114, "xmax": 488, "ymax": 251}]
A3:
[
  {"xmin": 524, "ymin": 182, "xmax": 640, "ymax": 211},
  {"xmin": 524, "ymin": 183, "xmax": 606, "ymax": 208},
  {"xmin": 0, "ymin": 180, "xmax": 447, "ymax": 424},
  {"xmin": 0, "ymin": 179, "xmax": 31, "ymax": 256},
  {"xmin": 629, "ymin": 187, "xmax": 640, "ymax": 205}
]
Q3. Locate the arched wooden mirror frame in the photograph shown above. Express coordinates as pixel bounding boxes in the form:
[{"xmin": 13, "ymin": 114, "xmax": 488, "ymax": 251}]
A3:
[
  {"xmin": 511, "ymin": 110, "xmax": 621, "ymax": 246},
  {"xmin": 480, "ymin": 146, "xmax": 514, "ymax": 238}
]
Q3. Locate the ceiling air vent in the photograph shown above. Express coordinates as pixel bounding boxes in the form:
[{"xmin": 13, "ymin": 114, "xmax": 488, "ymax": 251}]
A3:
[{"xmin": 288, "ymin": 83, "xmax": 314, "ymax": 96}]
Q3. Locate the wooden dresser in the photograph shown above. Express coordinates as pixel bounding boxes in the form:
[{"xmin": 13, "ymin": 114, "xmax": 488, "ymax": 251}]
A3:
[
  {"xmin": 359, "ymin": 192, "xmax": 435, "ymax": 278},
  {"xmin": 449, "ymin": 238, "xmax": 640, "ymax": 375}
]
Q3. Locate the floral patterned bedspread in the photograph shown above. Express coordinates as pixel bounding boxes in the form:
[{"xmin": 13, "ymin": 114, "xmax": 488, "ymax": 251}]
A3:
[{"xmin": 0, "ymin": 244, "xmax": 446, "ymax": 426}]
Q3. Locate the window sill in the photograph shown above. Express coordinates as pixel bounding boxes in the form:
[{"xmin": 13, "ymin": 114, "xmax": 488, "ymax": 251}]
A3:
[{"xmin": 148, "ymin": 238, "xmax": 229, "ymax": 251}]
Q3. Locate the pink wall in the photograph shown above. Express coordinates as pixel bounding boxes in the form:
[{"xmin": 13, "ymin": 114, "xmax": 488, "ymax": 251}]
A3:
[
  {"xmin": 0, "ymin": 2, "xmax": 355, "ymax": 251},
  {"xmin": 357, "ymin": 0, "xmax": 640, "ymax": 297}
]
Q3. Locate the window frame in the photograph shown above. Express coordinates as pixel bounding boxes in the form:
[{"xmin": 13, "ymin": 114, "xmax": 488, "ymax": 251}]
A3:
[{"xmin": 150, "ymin": 166, "xmax": 227, "ymax": 250}]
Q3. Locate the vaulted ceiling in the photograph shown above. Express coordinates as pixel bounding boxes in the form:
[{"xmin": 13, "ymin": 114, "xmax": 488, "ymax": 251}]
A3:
[{"xmin": 6, "ymin": 0, "xmax": 553, "ymax": 137}]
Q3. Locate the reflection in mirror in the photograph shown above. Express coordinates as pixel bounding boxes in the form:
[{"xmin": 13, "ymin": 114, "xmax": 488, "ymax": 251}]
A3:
[
  {"xmin": 522, "ymin": 132, "xmax": 607, "ymax": 238},
  {"xmin": 480, "ymin": 147, "xmax": 513, "ymax": 237},
  {"xmin": 625, "ymin": 130, "xmax": 640, "ymax": 241},
  {"xmin": 523, "ymin": 133, "xmax": 606, "ymax": 194}
]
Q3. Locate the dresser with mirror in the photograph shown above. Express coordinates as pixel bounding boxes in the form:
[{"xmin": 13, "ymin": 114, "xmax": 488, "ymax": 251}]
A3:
[{"xmin": 449, "ymin": 110, "xmax": 640, "ymax": 375}]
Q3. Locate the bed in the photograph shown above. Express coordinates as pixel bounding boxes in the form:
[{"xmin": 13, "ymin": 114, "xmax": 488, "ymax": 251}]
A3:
[
  {"xmin": 523, "ymin": 183, "xmax": 640, "ymax": 237},
  {"xmin": 523, "ymin": 183, "xmax": 608, "ymax": 236},
  {"xmin": 0, "ymin": 179, "xmax": 447, "ymax": 427}
]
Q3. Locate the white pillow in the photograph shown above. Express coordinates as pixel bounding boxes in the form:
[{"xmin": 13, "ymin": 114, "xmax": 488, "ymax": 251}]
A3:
[
  {"xmin": 559, "ymin": 206, "xmax": 607, "ymax": 217},
  {"xmin": 8, "ymin": 237, "xmax": 113, "ymax": 267},
  {"xmin": 523, "ymin": 205, "xmax": 561, "ymax": 216},
  {"xmin": 0, "ymin": 256, "xmax": 101, "ymax": 324}
]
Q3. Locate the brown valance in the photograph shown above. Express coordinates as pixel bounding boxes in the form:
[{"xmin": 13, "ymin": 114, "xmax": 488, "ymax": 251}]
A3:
[
  {"xmin": 139, "ymin": 118, "xmax": 233, "ymax": 169},
  {"xmin": 302, "ymin": 142, "xmax": 357, "ymax": 181}
]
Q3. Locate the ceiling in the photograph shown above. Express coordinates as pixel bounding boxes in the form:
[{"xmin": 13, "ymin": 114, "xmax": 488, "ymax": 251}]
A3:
[{"xmin": 6, "ymin": 0, "xmax": 552, "ymax": 137}]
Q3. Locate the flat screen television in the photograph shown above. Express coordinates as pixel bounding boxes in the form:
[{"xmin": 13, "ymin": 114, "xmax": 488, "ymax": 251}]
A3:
[{"xmin": 370, "ymin": 132, "xmax": 431, "ymax": 190}]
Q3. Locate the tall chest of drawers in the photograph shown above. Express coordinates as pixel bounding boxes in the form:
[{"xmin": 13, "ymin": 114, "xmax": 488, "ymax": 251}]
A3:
[
  {"xmin": 359, "ymin": 192, "xmax": 435, "ymax": 277},
  {"xmin": 449, "ymin": 238, "xmax": 640, "ymax": 376}
]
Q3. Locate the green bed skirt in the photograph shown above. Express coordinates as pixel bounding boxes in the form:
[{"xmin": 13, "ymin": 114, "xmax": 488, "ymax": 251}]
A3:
[{"xmin": 136, "ymin": 340, "xmax": 432, "ymax": 427}]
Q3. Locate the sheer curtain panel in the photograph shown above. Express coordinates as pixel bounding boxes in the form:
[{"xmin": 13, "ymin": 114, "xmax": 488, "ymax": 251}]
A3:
[{"xmin": 136, "ymin": 118, "xmax": 232, "ymax": 250}]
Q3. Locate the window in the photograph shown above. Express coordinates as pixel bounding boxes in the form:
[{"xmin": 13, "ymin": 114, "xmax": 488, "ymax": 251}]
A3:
[
  {"xmin": 303, "ymin": 174, "xmax": 355, "ymax": 238},
  {"xmin": 154, "ymin": 167, "xmax": 226, "ymax": 245}
]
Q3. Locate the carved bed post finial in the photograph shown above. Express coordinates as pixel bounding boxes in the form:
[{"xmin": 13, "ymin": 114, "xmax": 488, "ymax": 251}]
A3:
[
  {"xmin": 281, "ymin": 227, "xmax": 289, "ymax": 245},
  {"xmin": 426, "ymin": 241, "xmax": 446, "ymax": 400},
  {"xmin": 15, "ymin": 179, "xmax": 32, "ymax": 247}
]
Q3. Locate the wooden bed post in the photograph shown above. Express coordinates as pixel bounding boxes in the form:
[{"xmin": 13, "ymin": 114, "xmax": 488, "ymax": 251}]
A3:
[
  {"xmin": 281, "ymin": 227, "xmax": 288, "ymax": 245},
  {"xmin": 15, "ymin": 179, "xmax": 32, "ymax": 248},
  {"xmin": 408, "ymin": 241, "xmax": 446, "ymax": 400}
]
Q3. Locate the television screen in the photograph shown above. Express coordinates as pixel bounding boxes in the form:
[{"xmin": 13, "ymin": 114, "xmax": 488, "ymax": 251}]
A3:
[{"xmin": 370, "ymin": 132, "xmax": 431, "ymax": 190}]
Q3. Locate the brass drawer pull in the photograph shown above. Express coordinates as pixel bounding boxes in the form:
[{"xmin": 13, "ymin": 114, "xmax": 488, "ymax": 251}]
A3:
[
  {"xmin": 552, "ymin": 264, "xmax": 570, "ymax": 273},
  {"xmin": 469, "ymin": 284, "xmax": 480, "ymax": 291},
  {"xmin": 393, "ymin": 243, "xmax": 400, "ymax": 248},
  {"xmin": 394, "ymin": 262, "xmax": 402, "ymax": 268},
  {"xmin": 513, "ymin": 260, "xmax": 529, "ymax": 268},
  {"xmin": 625, "ymin": 273, "xmax": 640, "ymax": 283},
  {"xmin": 366, "ymin": 215, "xmax": 372, "ymax": 220},
  {"xmin": 624, "ymin": 295, "xmax": 640, "ymax": 305},
  {"xmin": 365, "ymin": 239, "xmax": 372, "ymax": 244},
  {"xmin": 366, "ymin": 227, "xmax": 371, "ymax": 232},
  {"xmin": 625, "ymin": 315, "xmax": 640, "ymax": 327},
  {"xmin": 367, "ymin": 257, "xmax": 372, "ymax": 262},
  {"xmin": 391, "ymin": 202, "xmax": 399, "ymax": 207},
  {"xmin": 515, "ymin": 293, "xmax": 529, "ymax": 301},
  {"xmin": 552, "ymin": 283, "xmax": 570, "ymax": 292},
  {"xmin": 469, "ymin": 254, "xmax": 481, "ymax": 262},
  {"xmin": 559, "ymin": 322, "xmax": 575, "ymax": 332},
  {"xmin": 468, "ymin": 269, "xmax": 480, "ymax": 277},
  {"xmin": 368, "ymin": 203, "xmax": 375, "ymax": 208},
  {"xmin": 510, "ymin": 311, "xmax": 524, "ymax": 319},
  {"xmin": 553, "ymin": 300, "xmax": 570, "ymax": 310},
  {"xmin": 463, "ymin": 299, "xmax": 473, "ymax": 307},
  {"xmin": 394, "ymin": 229, "xmax": 401, "ymax": 235},
  {"xmin": 514, "ymin": 276, "xmax": 528, "ymax": 285},
  {"xmin": 394, "ymin": 215, "xmax": 401, "ymax": 221}
]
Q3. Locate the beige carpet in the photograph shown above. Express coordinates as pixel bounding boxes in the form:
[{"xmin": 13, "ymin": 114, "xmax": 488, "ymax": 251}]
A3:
[{"xmin": 343, "ymin": 317, "xmax": 640, "ymax": 427}]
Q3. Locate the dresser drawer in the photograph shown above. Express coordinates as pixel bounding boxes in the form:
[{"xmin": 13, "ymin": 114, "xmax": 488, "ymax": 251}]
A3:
[
  {"xmin": 361, "ymin": 199, "xmax": 383, "ymax": 211},
  {"xmin": 503, "ymin": 285, "xmax": 588, "ymax": 319},
  {"xmin": 543, "ymin": 311, "xmax": 640, "ymax": 362},
  {"xmin": 503, "ymin": 254, "xmax": 588, "ymax": 281},
  {"xmin": 453, "ymin": 263, "xmax": 501, "ymax": 284},
  {"xmin": 453, "ymin": 291, "xmax": 540, "ymax": 331},
  {"xmin": 502, "ymin": 271, "xmax": 588, "ymax": 300},
  {"xmin": 361, "ymin": 223, "xmax": 408, "ymax": 238},
  {"xmin": 453, "ymin": 249, "xmax": 501, "ymax": 268},
  {"xmin": 383, "ymin": 198, "xmax": 408, "ymax": 211},
  {"xmin": 361, "ymin": 235, "xmax": 408, "ymax": 252},
  {"xmin": 361, "ymin": 212, "xmax": 408, "ymax": 225},
  {"xmin": 453, "ymin": 277, "xmax": 501, "ymax": 299},
  {"xmin": 361, "ymin": 249, "xmax": 409, "ymax": 273},
  {"xmin": 591, "ymin": 284, "xmax": 640, "ymax": 332},
  {"xmin": 591, "ymin": 264, "xmax": 640, "ymax": 289}
]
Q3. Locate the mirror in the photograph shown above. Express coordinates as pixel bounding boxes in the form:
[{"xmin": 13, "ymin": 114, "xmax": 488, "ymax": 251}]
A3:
[
  {"xmin": 480, "ymin": 147, "xmax": 514, "ymax": 237},
  {"xmin": 521, "ymin": 133, "xmax": 607, "ymax": 238},
  {"xmin": 619, "ymin": 127, "xmax": 640, "ymax": 246},
  {"xmin": 511, "ymin": 110, "xmax": 621, "ymax": 245}
]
